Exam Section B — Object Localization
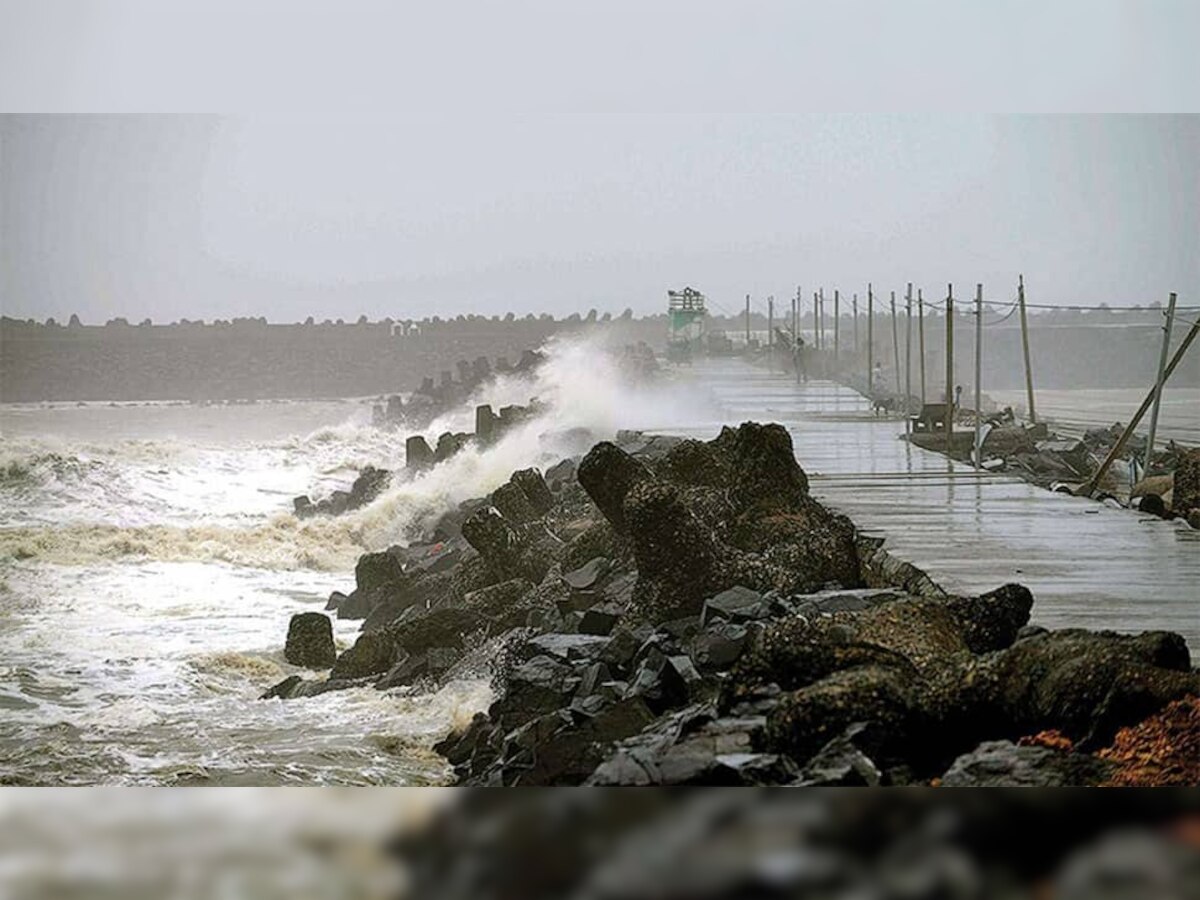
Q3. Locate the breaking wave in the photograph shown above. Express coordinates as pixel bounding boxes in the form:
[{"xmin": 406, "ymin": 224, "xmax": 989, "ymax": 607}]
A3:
[{"xmin": 1, "ymin": 333, "xmax": 713, "ymax": 571}]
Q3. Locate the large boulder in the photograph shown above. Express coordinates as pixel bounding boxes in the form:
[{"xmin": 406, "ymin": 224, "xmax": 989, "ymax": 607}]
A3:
[
  {"xmin": 766, "ymin": 663, "xmax": 921, "ymax": 766},
  {"xmin": 392, "ymin": 606, "xmax": 488, "ymax": 655},
  {"xmin": 658, "ymin": 439, "xmax": 732, "ymax": 488},
  {"xmin": 964, "ymin": 628, "xmax": 1200, "ymax": 748},
  {"xmin": 511, "ymin": 468, "xmax": 554, "ymax": 515},
  {"xmin": 463, "ymin": 578, "xmax": 536, "ymax": 630},
  {"xmin": 284, "ymin": 611, "xmax": 336, "ymax": 669},
  {"xmin": 576, "ymin": 442, "xmax": 653, "ymax": 533},
  {"xmin": 355, "ymin": 547, "xmax": 407, "ymax": 595},
  {"xmin": 490, "ymin": 482, "xmax": 539, "ymax": 524},
  {"xmin": 1173, "ymin": 447, "xmax": 1200, "ymax": 514},
  {"xmin": 725, "ymin": 421, "xmax": 809, "ymax": 510},
  {"xmin": 461, "ymin": 506, "xmax": 521, "ymax": 575},
  {"xmin": 330, "ymin": 629, "xmax": 397, "ymax": 680},
  {"xmin": 623, "ymin": 480, "xmax": 737, "ymax": 622},
  {"xmin": 940, "ymin": 740, "xmax": 1113, "ymax": 787}
]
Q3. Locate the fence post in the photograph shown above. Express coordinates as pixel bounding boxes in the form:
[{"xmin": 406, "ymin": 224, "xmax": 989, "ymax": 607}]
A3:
[
  {"xmin": 945, "ymin": 284, "xmax": 954, "ymax": 446},
  {"xmin": 890, "ymin": 291, "xmax": 901, "ymax": 396},
  {"xmin": 834, "ymin": 290, "xmax": 840, "ymax": 367},
  {"xmin": 973, "ymin": 283, "xmax": 984, "ymax": 470},
  {"xmin": 818, "ymin": 288, "xmax": 825, "ymax": 352},
  {"xmin": 793, "ymin": 286, "xmax": 801, "ymax": 384},
  {"xmin": 767, "ymin": 295, "xmax": 775, "ymax": 371},
  {"xmin": 1145, "ymin": 291, "xmax": 1178, "ymax": 473},
  {"xmin": 867, "ymin": 284, "xmax": 875, "ymax": 398},
  {"xmin": 918, "ymin": 287, "xmax": 926, "ymax": 406},
  {"xmin": 905, "ymin": 283, "xmax": 913, "ymax": 436},
  {"xmin": 1017, "ymin": 274, "xmax": 1037, "ymax": 425},
  {"xmin": 853, "ymin": 293, "xmax": 859, "ymax": 354}
]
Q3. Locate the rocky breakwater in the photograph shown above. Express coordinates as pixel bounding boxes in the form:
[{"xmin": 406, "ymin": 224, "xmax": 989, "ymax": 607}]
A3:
[
  {"xmin": 293, "ymin": 466, "xmax": 390, "ymax": 518},
  {"xmin": 373, "ymin": 349, "xmax": 545, "ymax": 430},
  {"xmin": 262, "ymin": 422, "xmax": 1200, "ymax": 786}
]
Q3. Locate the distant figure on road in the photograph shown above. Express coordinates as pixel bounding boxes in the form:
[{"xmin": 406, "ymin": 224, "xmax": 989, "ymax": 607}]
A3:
[{"xmin": 793, "ymin": 337, "xmax": 807, "ymax": 383}]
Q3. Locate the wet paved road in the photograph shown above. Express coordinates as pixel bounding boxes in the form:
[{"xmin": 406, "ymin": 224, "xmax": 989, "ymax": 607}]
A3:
[{"xmin": 669, "ymin": 360, "xmax": 1200, "ymax": 650}]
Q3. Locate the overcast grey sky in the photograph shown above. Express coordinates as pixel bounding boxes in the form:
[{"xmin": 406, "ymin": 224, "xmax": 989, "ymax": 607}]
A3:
[
  {"xmin": 3, "ymin": 115, "xmax": 1196, "ymax": 322},
  {"xmin": 1, "ymin": 3, "xmax": 1197, "ymax": 322}
]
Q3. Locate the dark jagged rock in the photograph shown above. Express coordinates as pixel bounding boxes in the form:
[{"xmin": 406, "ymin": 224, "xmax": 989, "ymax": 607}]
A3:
[
  {"xmin": 940, "ymin": 740, "xmax": 1114, "ymax": 787},
  {"xmin": 392, "ymin": 606, "xmax": 488, "ymax": 656},
  {"xmin": 944, "ymin": 583, "xmax": 1035, "ymax": 653},
  {"xmin": 963, "ymin": 628, "xmax": 1200, "ymax": 749},
  {"xmin": 434, "ymin": 432, "xmax": 470, "ymax": 463},
  {"xmin": 562, "ymin": 557, "xmax": 609, "ymax": 590},
  {"xmin": 260, "ymin": 674, "xmax": 302, "ymax": 700},
  {"xmin": 624, "ymin": 480, "xmax": 734, "ymax": 622},
  {"xmin": 544, "ymin": 458, "xmax": 577, "ymax": 491},
  {"xmin": 688, "ymin": 620, "xmax": 750, "ymax": 671},
  {"xmin": 659, "ymin": 438, "xmax": 733, "ymax": 488},
  {"xmin": 526, "ymin": 633, "xmax": 609, "ymax": 664},
  {"xmin": 579, "ymin": 425, "xmax": 862, "ymax": 625},
  {"xmin": 511, "ymin": 468, "xmax": 554, "ymax": 515},
  {"xmin": 585, "ymin": 703, "xmax": 791, "ymax": 786},
  {"xmin": 283, "ymin": 612, "xmax": 336, "ymax": 669},
  {"xmin": 766, "ymin": 662, "xmax": 922, "ymax": 766},
  {"xmin": 462, "ymin": 578, "xmax": 535, "ymax": 630},
  {"xmin": 475, "ymin": 404, "xmax": 499, "ymax": 444},
  {"xmin": 725, "ymin": 421, "xmax": 809, "ymax": 509},
  {"xmin": 561, "ymin": 522, "xmax": 618, "ymax": 572},
  {"xmin": 701, "ymin": 586, "xmax": 769, "ymax": 625},
  {"xmin": 578, "ymin": 604, "xmax": 620, "ymax": 636},
  {"xmin": 333, "ymin": 589, "xmax": 376, "ymax": 621},
  {"xmin": 576, "ymin": 441, "xmax": 653, "ymax": 533},
  {"xmin": 793, "ymin": 723, "xmax": 883, "ymax": 786},
  {"xmin": 490, "ymin": 482, "xmax": 539, "ymax": 524},
  {"xmin": 1174, "ymin": 447, "xmax": 1200, "ymax": 515},
  {"xmin": 355, "ymin": 547, "xmax": 407, "ymax": 595},
  {"xmin": 293, "ymin": 466, "xmax": 390, "ymax": 518},
  {"xmin": 330, "ymin": 629, "xmax": 396, "ymax": 680},
  {"xmin": 405, "ymin": 435, "xmax": 435, "ymax": 471},
  {"xmin": 461, "ymin": 506, "xmax": 520, "ymax": 574}
]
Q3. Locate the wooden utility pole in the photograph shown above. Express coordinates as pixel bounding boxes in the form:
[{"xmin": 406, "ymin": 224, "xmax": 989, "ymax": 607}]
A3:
[
  {"xmin": 793, "ymin": 286, "xmax": 800, "ymax": 384},
  {"xmin": 813, "ymin": 292, "xmax": 820, "ymax": 352},
  {"xmin": 834, "ymin": 290, "xmax": 840, "ymax": 365},
  {"xmin": 890, "ymin": 291, "xmax": 901, "ymax": 395},
  {"xmin": 904, "ymin": 283, "xmax": 913, "ymax": 435},
  {"xmin": 792, "ymin": 287, "xmax": 799, "ymax": 345},
  {"xmin": 1083, "ymin": 307, "xmax": 1198, "ymax": 496},
  {"xmin": 818, "ymin": 289, "xmax": 824, "ymax": 351},
  {"xmin": 973, "ymin": 283, "xmax": 984, "ymax": 470},
  {"xmin": 867, "ymin": 284, "xmax": 875, "ymax": 397},
  {"xmin": 744, "ymin": 294, "xmax": 751, "ymax": 346},
  {"xmin": 853, "ymin": 293, "xmax": 859, "ymax": 354},
  {"xmin": 1017, "ymin": 274, "xmax": 1037, "ymax": 424},
  {"xmin": 1145, "ymin": 292, "xmax": 1178, "ymax": 472},
  {"xmin": 945, "ymin": 284, "xmax": 954, "ymax": 445},
  {"xmin": 917, "ymin": 288, "xmax": 926, "ymax": 406},
  {"xmin": 767, "ymin": 295, "xmax": 775, "ymax": 371}
]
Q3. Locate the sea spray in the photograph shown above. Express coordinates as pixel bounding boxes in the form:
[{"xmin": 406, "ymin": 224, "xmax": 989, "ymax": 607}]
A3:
[{"xmin": 1, "ymin": 334, "xmax": 713, "ymax": 571}]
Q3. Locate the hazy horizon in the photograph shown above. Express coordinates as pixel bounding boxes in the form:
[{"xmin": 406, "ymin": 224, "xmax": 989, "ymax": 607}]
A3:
[{"xmin": 2, "ymin": 114, "xmax": 1197, "ymax": 323}]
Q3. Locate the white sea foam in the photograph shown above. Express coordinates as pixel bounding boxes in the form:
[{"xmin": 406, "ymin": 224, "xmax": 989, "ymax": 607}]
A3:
[{"xmin": 2, "ymin": 334, "xmax": 711, "ymax": 570}]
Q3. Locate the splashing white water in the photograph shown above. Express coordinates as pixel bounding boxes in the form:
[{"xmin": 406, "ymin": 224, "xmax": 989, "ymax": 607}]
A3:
[{"xmin": 1, "ymin": 334, "xmax": 710, "ymax": 571}]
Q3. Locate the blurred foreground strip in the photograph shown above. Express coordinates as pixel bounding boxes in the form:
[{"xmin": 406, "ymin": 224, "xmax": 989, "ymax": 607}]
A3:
[
  {"xmin": 0, "ymin": 788, "xmax": 445, "ymax": 900},
  {"xmin": 392, "ymin": 790, "xmax": 1200, "ymax": 900},
  {"xmin": 1, "ymin": 789, "xmax": 1197, "ymax": 899}
]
